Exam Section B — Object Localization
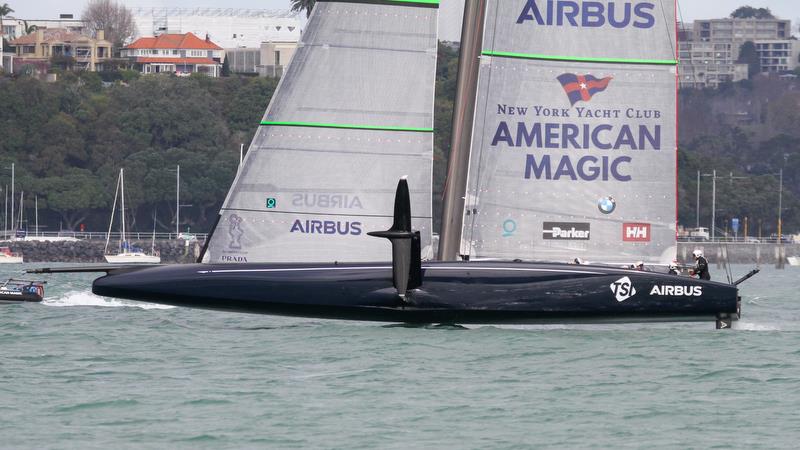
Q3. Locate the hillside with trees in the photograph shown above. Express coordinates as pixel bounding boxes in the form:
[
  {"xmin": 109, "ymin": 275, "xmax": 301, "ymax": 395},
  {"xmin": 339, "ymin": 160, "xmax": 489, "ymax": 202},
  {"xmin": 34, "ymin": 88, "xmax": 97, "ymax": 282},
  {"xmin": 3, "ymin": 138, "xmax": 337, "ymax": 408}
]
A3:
[{"xmin": 0, "ymin": 72, "xmax": 278, "ymax": 233}]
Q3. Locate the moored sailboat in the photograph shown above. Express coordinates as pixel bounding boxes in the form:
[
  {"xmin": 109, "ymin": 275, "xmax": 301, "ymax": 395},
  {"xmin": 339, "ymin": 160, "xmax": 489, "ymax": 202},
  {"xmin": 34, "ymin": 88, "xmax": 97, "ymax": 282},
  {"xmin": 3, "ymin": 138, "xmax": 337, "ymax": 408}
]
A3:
[
  {"xmin": 104, "ymin": 169, "xmax": 161, "ymax": 264},
  {"xmin": 34, "ymin": 0, "xmax": 753, "ymax": 328}
]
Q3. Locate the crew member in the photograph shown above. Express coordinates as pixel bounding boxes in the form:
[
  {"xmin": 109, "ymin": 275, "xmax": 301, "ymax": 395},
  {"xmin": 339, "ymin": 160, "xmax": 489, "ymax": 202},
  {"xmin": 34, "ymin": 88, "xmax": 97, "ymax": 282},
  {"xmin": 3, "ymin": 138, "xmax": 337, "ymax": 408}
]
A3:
[
  {"xmin": 690, "ymin": 250, "xmax": 710, "ymax": 280},
  {"xmin": 668, "ymin": 260, "xmax": 680, "ymax": 275}
]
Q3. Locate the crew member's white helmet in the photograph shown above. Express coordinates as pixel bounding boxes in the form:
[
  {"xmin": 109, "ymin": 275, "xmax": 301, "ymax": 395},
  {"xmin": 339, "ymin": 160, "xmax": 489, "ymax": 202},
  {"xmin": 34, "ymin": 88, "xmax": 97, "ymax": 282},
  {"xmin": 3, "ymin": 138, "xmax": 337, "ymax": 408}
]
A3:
[
  {"xmin": 693, "ymin": 249, "xmax": 703, "ymax": 258},
  {"xmin": 669, "ymin": 260, "xmax": 678, "ymax": 270}
]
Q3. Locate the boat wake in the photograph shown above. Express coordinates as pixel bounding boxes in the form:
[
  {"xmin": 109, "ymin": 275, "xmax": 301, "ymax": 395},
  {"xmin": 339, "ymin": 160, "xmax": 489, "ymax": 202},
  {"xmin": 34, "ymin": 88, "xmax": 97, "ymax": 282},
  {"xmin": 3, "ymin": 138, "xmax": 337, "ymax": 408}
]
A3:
[
  {"xmin": 734, "ymin": 321, "xmax": 783, "ymax": 332},
  {"xmin": 43, "ymin": 290, "xmax": 174, "ymax": 310}
]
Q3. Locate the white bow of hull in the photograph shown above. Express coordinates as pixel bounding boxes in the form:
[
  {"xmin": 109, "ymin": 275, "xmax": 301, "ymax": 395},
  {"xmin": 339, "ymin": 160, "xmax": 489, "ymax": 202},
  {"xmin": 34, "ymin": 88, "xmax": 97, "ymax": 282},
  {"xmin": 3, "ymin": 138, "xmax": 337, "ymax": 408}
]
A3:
[{"xmin": 105, "ymin": 253, "xmax": 161, "ymax": 264}]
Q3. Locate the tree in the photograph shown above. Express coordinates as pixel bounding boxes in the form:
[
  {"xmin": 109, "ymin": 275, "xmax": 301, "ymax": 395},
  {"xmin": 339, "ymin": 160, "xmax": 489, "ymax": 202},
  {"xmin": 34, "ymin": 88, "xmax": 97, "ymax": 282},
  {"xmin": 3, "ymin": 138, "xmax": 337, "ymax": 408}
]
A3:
[
  {"xmin": 0, "ymin": 4, "xmax": 13, "ymax": 49},
  {"xmin": 731, "ymin": 6, "xmax": 775, "ymax": 19},
  {"xmin": 82, "ymin": 0, "xmax": 136, "ymax": 53},
  {"xmin": 22, "ymin": 20, "xmax": 37, "ymax": 34},
  {"xmin": 221, "ymin": 55, "xmax": 231, "ymax": 77},
  {"xmin": 290, "ymin": 0, "xmax": 316, "ymax": 18},
  {"xmin": 737, "ymin": 41, "xmax": 760, "ymax": 77}
]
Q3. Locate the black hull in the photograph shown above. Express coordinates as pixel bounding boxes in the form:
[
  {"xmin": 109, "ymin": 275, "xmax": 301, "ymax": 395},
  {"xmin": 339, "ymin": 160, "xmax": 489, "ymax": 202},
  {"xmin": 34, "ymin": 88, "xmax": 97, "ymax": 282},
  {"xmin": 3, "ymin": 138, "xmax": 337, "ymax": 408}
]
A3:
[
  {"xmin": 92, "ymin": 261, "xmax": 739, "ymax": 325},
  {"xmin": 0, "ymin": 293, "xmax": 43, "ymax": 304}
]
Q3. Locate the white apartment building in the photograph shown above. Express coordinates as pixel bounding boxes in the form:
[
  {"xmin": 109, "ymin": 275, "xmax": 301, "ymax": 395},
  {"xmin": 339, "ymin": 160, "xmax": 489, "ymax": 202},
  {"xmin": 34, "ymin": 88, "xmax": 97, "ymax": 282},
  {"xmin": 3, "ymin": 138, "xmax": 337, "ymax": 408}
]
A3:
[
  {"xmin": 755, "ymin": 40, "xmax": 800, "ymax": 73},
  {"xmin": 226, "ymin": 41, "xmax": 297, "ymax": 77},
  {"xmin": 678, "ymin": 40, "xmax": 749, "ymax": 89},
  {"xmin": 693, "ymin": 18, "xmax": 791, "ymax": 49}
]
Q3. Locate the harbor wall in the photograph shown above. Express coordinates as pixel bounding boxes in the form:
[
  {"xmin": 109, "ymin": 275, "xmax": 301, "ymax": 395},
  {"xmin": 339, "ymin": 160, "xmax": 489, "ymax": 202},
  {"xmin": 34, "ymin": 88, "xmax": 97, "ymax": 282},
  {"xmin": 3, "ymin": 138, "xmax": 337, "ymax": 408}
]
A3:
[
  {"xmin": 677, "ymin": 243, "xmax": 799, "ymax": 265},
  {"xmin": 1, "ymin": 239, "xmax": 202, "ymax": 264},
  {"xmin": 2, "ymin": 239, "xmax": 797, "ymax": 265}
]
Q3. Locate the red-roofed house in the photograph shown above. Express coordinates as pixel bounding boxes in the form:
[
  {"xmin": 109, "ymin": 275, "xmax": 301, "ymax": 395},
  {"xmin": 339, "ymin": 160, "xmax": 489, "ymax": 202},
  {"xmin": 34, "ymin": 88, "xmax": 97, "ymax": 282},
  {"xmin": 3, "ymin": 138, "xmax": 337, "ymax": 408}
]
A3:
[{"xmin": 122, "ymin": 32, "xmax": 224, "ymax": 77}]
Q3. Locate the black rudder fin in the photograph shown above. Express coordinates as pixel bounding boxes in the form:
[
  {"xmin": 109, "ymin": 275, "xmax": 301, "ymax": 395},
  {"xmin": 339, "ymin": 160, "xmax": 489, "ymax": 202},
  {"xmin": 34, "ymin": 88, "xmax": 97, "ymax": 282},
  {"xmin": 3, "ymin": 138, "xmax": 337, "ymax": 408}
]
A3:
[{"xmin": 368, "ymin": 177, "xmax": 423, "ymax": 299}]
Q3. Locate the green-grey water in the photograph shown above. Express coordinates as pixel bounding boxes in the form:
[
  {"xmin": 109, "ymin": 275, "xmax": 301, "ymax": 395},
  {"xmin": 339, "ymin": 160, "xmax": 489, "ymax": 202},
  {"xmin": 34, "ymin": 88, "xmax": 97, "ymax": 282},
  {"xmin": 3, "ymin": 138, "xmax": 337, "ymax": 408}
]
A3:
[{"xmin": 1, "ymin": 264, "xmax": 799, "ymax": 449}]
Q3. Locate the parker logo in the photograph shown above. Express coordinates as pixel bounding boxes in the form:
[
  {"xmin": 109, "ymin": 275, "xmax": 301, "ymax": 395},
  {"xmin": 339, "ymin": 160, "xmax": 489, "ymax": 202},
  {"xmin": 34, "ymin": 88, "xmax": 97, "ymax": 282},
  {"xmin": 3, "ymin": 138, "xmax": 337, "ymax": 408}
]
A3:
[
  {"xmin": 543, "ymin": 222, "xmax": 590, "ymax": 240},
  {"xmin": 623, "ymin": 223, "xmax": 651, "ymax": 242},
  {"xmin": 650, "ymin": 285, "xmax": 703, "ymax": 297},
  {"xmin": 610, "ymin": 276, "xmax": 636, "ymax": 302}
]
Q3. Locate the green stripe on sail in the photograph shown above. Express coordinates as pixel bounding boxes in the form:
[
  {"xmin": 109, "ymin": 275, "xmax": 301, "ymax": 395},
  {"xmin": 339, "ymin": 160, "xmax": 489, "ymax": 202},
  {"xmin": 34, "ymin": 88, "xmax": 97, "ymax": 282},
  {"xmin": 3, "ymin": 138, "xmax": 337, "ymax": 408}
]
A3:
[
  {"xmin": 260, "ymin": 121, "xmax": 434, "ymax": 133},
  {"xmin": 385, "ymin": 0, "xmax": 439, "ymax": 4},
  {"xmin": 320, "ymin": 0, "xmax": 439, "ymax": 5},
  {"xmin": 482, "ymin": 51, "xmax": 678, "ymax": 66}
]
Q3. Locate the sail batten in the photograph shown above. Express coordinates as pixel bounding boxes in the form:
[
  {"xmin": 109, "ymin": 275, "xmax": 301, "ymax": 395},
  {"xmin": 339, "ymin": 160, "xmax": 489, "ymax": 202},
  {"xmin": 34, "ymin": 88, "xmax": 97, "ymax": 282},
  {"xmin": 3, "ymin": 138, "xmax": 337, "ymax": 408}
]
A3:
[
  {"xmin": 482, "ymin": 51, "xmax": 678, "ymax": 66},
  {"xmin": 259, "ymin": 122, "xmax": 434, "ymax": 133},
  {"xmin": 460, "ymin": 0, "xmax": 678, "ymax": 265},
  {"xmin": 206, "ymin": 1, "xmax": 438, "ymax": 264}
]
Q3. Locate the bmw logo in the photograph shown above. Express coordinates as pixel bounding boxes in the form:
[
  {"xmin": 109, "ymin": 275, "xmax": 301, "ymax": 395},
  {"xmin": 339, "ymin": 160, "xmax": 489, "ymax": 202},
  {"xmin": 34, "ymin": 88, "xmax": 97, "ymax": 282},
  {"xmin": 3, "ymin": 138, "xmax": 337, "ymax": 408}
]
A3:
[{"xmin": 598, "ymin": 196, "xmax": 616, "ymax": 214}]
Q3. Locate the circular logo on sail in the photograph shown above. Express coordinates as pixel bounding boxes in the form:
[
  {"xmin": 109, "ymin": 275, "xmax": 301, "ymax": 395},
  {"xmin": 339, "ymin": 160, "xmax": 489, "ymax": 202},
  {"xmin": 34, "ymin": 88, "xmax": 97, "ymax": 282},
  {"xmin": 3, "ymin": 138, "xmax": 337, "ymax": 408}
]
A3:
[
  {"xmin": 502, "ymin": 219, "xmax": 517, "ymax": 237},
  {"xmin": 598, "ymin": 196, "xmax": 616, "ymax": 214}
]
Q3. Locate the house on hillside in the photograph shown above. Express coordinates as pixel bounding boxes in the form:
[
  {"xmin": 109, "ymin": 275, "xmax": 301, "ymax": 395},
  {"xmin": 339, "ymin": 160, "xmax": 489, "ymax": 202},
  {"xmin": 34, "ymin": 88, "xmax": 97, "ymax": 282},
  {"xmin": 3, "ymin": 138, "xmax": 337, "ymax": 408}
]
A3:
[
  {"xmin": 121, "ymin": 33, "xmax": 223, "ymax": 77},
  {"xmin": 9, "ymin": 28, "xmax": 112, "ymax": 72},
  {"xmin": 225, "ymin": 41, "xmax": 297, "ymax": 77}
]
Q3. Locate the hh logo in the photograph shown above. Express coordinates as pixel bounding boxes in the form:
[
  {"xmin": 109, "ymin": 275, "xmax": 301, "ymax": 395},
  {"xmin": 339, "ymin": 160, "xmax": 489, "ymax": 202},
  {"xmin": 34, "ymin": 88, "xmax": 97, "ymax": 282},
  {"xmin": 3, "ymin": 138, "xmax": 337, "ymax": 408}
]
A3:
[
  {"xmin": 610, "ymin": 276, "xmax": 636, "ymax": 302},
  {"xmin": 623, "ymin": 223, "xmax": 651, "ymax": 242}
]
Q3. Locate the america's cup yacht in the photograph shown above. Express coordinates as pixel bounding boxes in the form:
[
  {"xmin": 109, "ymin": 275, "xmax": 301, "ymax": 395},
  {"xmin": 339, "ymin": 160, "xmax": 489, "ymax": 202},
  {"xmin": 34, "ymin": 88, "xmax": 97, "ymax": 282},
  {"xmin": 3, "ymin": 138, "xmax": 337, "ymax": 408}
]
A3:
[{"xmin": 33, "ymin": 0, "xmax": 754, "ymax": 328}]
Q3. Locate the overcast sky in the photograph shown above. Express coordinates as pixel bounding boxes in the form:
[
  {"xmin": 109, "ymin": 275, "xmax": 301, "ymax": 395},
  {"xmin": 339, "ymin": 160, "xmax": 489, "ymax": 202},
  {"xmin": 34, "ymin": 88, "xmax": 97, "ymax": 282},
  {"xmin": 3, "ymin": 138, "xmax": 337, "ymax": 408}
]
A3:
[{"xmin": 7, "ymin": 0, "xmax": 800, "ymax": 40}]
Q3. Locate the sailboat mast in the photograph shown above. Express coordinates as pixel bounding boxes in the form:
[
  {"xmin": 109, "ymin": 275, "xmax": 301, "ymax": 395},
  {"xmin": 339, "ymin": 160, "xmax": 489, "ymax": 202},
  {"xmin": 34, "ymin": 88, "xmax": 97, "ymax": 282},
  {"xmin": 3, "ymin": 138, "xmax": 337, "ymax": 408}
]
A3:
[
  {"xmin": 104, "ymin": 171, "xmax": 121, "ymax": 255},
  {"xmin": 9, "ymin": 163, "xmax": 13, "ymax": 233},
  {"xmin": 151, "ymin": 210, "xmax": 157, "ymax": 254},
  {"xmin": 17, "ymin": 191, "xmax": 23, "ymax": 232},
  {"xmin": 120, "ymin": 168, "xmax": 126, "ymax": 253},
  {"xmin": 439, "ymin": 0, "xmax": 487, "ymax": 261}
]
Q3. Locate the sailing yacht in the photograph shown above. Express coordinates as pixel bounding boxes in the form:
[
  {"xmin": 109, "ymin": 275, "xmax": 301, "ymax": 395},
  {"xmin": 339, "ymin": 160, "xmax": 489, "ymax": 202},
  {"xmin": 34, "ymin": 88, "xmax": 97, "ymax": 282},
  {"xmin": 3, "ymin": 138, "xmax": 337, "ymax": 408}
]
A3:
[
  {"xmin": 104, "ymin": 169, "xmax": 161, "ymax": 264},
  {"xmin": 0, "ymin": 247, "xmax": 23, "ymax": 264},
  {"xmin": 35, "ymin": 0, "xmax": 752, "ymax": 328}
]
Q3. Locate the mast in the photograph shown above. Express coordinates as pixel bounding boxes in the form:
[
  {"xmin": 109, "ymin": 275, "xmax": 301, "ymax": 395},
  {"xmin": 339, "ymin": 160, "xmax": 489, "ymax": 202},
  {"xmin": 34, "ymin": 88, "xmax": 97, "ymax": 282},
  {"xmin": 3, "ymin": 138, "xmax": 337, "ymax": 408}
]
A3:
[
  {"xmin": 10, "ymin": 163, "xmax": 13, "ymax": 232},
  {"xmin": 17, "ymin": 191, "xmax": 23, "ymax": 232},
  {"xmin": 151, "ymin": 210, "xmax": 157, "ymax": 254},
  {"xmin": 176, "ymin": 164, "xmax": 180, "ymax": 237},
  {"xmin": 104, "ymin": 171, "xmax": 121, "ymax": 255},
  {"xmin": 35, "ymin": 195, "xmax": 38, "ymax": 236},
  {"xmin": 439, "ymin": 0, "xmax": 487, "ymax": 261},
  {"xmin": 120, "ymin": 168, "xmax": 126, "ymax": 253}
]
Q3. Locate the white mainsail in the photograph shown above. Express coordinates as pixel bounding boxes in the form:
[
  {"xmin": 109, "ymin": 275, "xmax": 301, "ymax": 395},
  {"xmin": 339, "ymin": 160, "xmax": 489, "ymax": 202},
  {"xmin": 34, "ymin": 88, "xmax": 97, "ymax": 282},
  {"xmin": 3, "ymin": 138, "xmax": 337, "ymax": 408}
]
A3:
[
  {"xmin": 205, "ymin": 0, "xmax": 439, "ymax": 263},
  {"xmin": 460, "ymin": 0, "xmax": 678, "ymax": 265}
]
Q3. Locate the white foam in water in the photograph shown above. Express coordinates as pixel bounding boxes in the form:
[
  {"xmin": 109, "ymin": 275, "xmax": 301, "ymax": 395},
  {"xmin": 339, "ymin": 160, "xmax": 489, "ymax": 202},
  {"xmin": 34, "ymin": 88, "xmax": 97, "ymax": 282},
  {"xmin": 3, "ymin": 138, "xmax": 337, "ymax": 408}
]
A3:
[
  {"xmin": 734, "ymin": 321, "xmax": 782, "ymax": 331},
  {"xmin": 44, "ymin": 291, "xmax": 174, "ymax": 310}
]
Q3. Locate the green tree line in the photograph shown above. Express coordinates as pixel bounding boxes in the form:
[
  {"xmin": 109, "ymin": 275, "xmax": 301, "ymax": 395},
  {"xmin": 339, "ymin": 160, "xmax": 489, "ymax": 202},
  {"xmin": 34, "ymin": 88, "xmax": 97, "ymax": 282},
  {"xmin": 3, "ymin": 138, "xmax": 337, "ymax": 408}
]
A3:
[{"xmin": 0, "ymin": 71, "xmax": 278, "ymax": 233}]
